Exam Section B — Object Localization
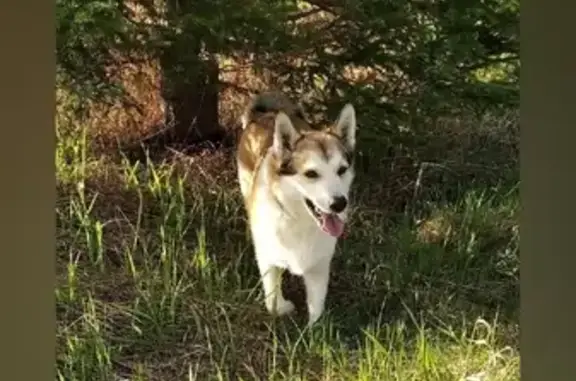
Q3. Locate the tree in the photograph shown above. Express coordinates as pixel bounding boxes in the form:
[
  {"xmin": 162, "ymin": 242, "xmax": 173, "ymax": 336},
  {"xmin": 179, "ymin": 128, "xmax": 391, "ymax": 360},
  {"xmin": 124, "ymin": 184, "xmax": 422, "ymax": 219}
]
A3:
[{"xmin": 56, "ymin": 0, "xmax": 519, "ymax": 151}]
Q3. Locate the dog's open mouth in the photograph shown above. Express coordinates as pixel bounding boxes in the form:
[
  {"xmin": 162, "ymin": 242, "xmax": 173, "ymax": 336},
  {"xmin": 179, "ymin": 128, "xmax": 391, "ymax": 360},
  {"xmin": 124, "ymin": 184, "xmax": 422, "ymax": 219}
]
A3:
[{"xmin": 304, "ymin": 198, "xmax": 345, "ymax": 238}]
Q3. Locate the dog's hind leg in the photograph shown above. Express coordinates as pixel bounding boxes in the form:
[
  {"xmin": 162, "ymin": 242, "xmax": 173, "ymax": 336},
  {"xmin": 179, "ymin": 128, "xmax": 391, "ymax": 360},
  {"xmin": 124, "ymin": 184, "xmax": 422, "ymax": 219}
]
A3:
[
  {"xmin": 303, "ymin": 260, "xmax": 331, "ymax": 326},
  {"xmin": 258, "ymin": 263, "xmax": 295, "ymax": 316}
]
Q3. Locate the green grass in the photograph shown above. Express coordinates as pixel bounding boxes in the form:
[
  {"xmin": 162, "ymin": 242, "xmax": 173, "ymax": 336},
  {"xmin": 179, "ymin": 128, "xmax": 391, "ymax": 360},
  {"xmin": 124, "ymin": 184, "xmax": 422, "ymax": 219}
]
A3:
[{"xmin": 55, "ymin": 111, "xmax": 519, "ymax": 380}]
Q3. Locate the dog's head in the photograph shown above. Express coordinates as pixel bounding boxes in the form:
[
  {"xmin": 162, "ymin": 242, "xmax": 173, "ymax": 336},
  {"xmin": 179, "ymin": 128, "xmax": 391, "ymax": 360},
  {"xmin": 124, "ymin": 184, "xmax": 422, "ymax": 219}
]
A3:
[{"xmin": 270, "ymin": 104, "xmax": 357, "ymax": 238}]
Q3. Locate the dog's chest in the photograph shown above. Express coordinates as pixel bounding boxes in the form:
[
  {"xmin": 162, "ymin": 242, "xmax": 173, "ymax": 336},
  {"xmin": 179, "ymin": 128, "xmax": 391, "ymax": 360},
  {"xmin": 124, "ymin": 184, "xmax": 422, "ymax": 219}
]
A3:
[{"xmin": 251, "ymin": 204, "xmax": 336, "ymax": 274}]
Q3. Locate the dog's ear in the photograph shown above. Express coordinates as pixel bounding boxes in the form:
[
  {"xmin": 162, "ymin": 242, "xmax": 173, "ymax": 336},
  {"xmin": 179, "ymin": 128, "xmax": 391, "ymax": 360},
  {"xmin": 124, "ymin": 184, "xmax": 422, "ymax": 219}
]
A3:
[
  {"xmin": 332, "ymin": 104, "xmax": 357, "ymax": 151},
  {"xmin": 273, "ymin": 112, "xmax": 299, "ymax": 157}
]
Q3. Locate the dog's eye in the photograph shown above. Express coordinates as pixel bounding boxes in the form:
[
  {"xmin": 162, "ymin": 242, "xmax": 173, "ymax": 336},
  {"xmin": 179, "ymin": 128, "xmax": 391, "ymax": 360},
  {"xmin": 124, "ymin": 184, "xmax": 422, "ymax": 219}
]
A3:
[
  {"xmin": 304, "ymin": 170, "xmax": 320, "ymax": 179},
  {"xmin": 337, "ymin": 166, "xmax": 348, "ymax": 176}
]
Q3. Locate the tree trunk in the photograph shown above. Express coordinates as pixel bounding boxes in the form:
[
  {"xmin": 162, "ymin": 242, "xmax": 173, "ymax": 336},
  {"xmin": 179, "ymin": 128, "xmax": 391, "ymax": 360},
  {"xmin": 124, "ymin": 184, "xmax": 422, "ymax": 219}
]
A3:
[
  {"xmin": 145, "ymin": 0, "xmax": 224, "ymax": 152},
  {"xmin": 160, "ymin": 56, "xmax": 223, "ymax": 145}
]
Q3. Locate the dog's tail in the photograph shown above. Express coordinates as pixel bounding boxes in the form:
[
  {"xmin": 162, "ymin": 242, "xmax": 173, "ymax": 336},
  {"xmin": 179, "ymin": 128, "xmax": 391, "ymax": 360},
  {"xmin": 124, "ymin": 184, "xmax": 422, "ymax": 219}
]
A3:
[{"xmin": 241, "ymin": 91, "xmax": 305, "ymax": 130}]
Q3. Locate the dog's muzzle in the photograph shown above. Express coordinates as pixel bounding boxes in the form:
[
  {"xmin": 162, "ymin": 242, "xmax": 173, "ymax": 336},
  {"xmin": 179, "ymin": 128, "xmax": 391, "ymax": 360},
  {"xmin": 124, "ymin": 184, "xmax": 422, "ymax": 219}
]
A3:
[{"xmin": 304, "ymin": 198, "xmax": 346, "ymax": 238}]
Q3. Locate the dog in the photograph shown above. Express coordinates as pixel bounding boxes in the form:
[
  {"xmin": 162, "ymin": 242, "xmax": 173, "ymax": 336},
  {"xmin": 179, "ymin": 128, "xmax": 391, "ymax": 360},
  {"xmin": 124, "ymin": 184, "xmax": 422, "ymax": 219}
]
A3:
[{"xmin": 236, "ymin": 91, "xmax": 357, "ymax": 326}]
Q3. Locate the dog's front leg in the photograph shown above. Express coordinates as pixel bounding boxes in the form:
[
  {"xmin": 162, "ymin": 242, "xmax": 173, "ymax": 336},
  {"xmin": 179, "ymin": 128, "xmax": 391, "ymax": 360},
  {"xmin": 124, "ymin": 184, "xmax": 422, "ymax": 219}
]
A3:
[
  {"xmin": 303, "ymin": 260, "xmax": 331, "ymax": 326},
  {"xmin": 258, "ymin": 262, "xmax": 295, "ymax": 316}
]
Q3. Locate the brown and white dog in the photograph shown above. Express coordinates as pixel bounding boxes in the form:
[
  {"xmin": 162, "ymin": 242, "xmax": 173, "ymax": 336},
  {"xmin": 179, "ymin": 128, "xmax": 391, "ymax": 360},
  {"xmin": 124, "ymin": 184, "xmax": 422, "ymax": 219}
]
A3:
[{"xmin": 236, "ymin": 91, "xmax": 357, "ymax": 326}]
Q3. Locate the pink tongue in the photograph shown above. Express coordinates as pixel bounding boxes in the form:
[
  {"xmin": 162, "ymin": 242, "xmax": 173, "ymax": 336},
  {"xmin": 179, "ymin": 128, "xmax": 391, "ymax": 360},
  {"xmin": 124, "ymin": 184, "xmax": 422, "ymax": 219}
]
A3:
[{"xmin": 321, "ymin": 214, "xmax": 345, "ymax": 237}]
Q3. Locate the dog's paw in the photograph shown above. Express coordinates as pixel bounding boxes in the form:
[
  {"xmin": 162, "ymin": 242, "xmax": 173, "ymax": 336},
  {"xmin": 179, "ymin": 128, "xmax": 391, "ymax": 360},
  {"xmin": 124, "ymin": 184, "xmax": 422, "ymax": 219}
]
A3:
[
  {"xmin": 276, "ymin": 299, "xmax": 296, "ymax": 315},
  {"xmin": 307, "ymin": 311, "xmax": 322, "ymax": 327},
  {"xmin": 307, "ymin": 303, "xmax": 328, "ymax": 327},
  {"xmin": 266, "ymin": 298, "xmax": 296, "ymax": 316}
]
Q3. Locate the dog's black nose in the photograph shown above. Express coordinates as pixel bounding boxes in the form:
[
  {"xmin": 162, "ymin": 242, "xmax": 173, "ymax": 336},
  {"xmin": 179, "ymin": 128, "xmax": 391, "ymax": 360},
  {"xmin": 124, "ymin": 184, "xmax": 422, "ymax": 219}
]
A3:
[{"xmin": 330, "ymin": 196, "xmax": 348, "ymax": 213}]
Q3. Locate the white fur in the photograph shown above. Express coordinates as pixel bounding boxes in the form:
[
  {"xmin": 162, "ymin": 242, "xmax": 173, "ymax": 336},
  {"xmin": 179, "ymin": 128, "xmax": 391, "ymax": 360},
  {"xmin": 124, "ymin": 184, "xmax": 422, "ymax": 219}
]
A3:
[
  {"xmin": 240, "ymin": 104, "xmax": 357, "ymax": 326},
  {"xmin": 334, "ymin": 104, "xmax": 357, "ymax": 150},
  {"xmin": 237, "ymin": 162, "xmax": 252, "ymax": 198}
]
